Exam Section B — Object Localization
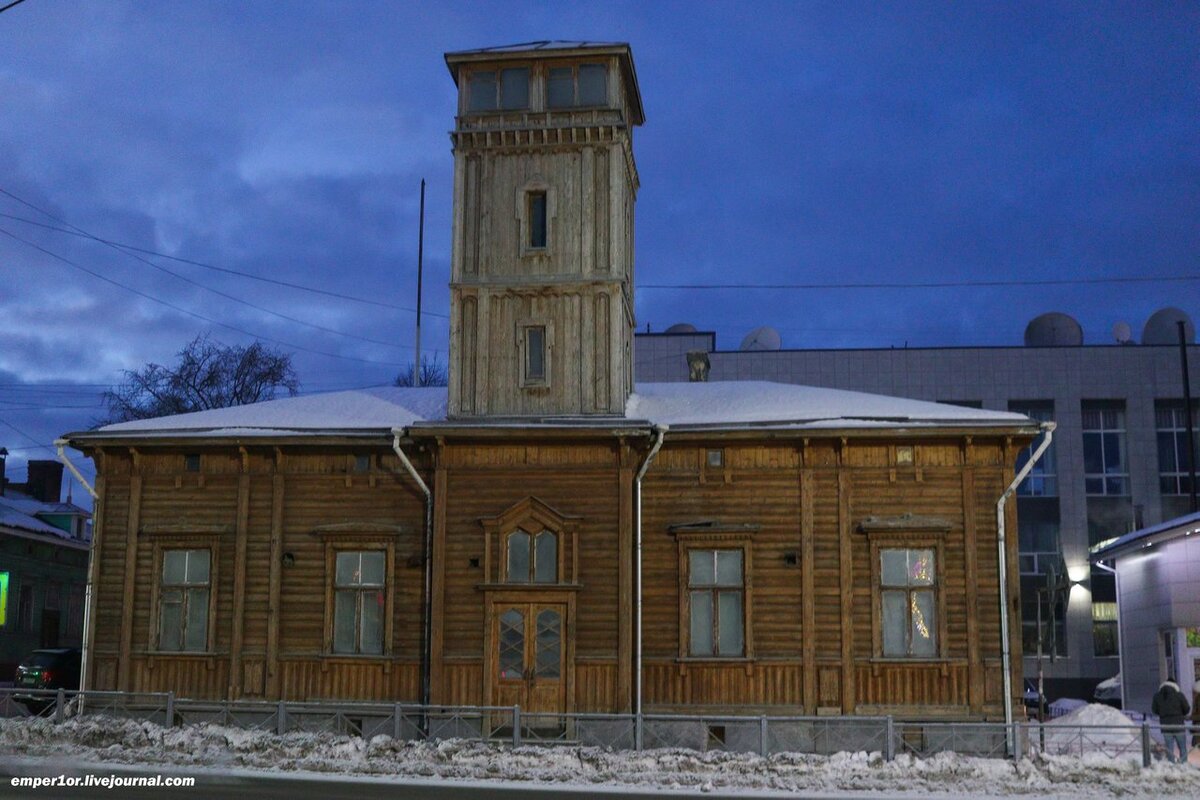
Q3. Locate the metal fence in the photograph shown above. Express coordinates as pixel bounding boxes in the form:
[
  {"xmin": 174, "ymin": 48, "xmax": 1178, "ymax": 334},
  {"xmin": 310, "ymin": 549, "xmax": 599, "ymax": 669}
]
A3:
[{"xmin": 0, "ymin": 688, "xmax": 1187, "ymax": 768}]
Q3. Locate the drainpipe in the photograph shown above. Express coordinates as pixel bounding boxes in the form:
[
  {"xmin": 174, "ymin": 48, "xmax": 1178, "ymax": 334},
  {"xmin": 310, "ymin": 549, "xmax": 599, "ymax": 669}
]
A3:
[
  {"xmin": 54, "ymin": 440, "xmax": 99, "ymax": 695},
  {"xmin": 391, "ymin": 428, "xmax": 433, "ymax": 707},
  {"xmin": 634, "ymin": 425, "xmax": 666, "ymax": 718},
  {"xmin": 996, "ymin": 421, "xmax": 1055, "ymax": 748}
]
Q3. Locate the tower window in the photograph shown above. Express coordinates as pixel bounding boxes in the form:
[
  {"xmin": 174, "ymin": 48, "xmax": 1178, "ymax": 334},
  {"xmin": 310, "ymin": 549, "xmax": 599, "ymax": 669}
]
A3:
[
  {"xmin": 528, "ymin": 192, "xmax": 547, "ymax": 249},
  {"xmin": 525, "ymin": 326, "xmax": 546, "ymax": 383},
  {"xmin": 467, "ymin": 67, "xmax": 529, "ymax": 112},
  {"xmin": 546, "ymin": 63, "xmax": 608, "ymax": 109}
]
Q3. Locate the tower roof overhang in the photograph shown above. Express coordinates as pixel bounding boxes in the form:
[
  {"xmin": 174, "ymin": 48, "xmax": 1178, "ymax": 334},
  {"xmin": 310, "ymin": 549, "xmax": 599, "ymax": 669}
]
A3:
[{"xmin": 444, "ymin": 41, "xmax": 645, "ymax": 126}]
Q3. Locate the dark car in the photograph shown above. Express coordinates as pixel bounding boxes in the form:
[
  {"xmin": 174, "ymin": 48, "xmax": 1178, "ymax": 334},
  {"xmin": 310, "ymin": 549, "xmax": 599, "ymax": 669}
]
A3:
[{"xmin": 13, "ymin": 648, "xmax": 81, "ymax": 713}]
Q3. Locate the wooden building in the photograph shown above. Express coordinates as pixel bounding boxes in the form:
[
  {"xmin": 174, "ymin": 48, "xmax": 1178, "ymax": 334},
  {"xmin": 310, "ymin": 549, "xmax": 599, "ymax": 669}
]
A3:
[{"xmin": 64, "ymin": 42, "xmax": 1040, "ymax": 721}]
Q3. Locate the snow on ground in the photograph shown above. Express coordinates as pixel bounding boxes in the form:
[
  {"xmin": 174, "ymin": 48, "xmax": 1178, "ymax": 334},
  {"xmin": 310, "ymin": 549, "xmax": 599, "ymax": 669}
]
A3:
[
  {"xmin": 1041, "ymin": 703, "xmax": 1142, "ymax": 755},
  {"xmin": 2, "ymin": 715, "xmax": 1198, "ymax": 797}
]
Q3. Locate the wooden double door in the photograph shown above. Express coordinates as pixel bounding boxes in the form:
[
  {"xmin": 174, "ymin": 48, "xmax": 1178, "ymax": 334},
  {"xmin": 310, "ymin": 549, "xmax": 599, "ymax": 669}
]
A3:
[{"xmin": 491, "ymin": 601, "xmax": 567, "ymax": 715}]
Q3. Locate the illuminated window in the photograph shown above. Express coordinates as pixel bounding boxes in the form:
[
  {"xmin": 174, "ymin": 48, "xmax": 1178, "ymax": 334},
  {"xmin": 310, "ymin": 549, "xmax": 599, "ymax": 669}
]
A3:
[
  {"xmin": 158, "ymin": 549, "xmax": 211, "ymax": 652},
  {"xmin": 687, "ymin": 549, "xmax": 744, "ymax": 657},
  {"xmin": 1092, "ymin": 601, "xmax": 1118, "ymax": 657},
  {"xmin": 879, "ymin": 548, "xmax": 938, "ymax": 658},
  {"xmin": 0, "ymin": 572, "xmax": 8, "ymax": 628},
  {"xmin": 505, "ymin": 529, "xmax": 557, "ymax": 584},
  {"xmin": 333, "ymin": 551, "xmax": 385, "ymax": 655}
]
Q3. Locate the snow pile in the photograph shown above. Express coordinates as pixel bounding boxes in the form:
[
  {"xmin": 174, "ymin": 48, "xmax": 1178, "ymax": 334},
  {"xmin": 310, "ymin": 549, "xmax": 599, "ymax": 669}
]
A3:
[
  {"xmin": 1040, "ymin": 704, "xmax": 1141, "ymax": 757},
  {"xmin": 2, "ymin": 715, "xmax": 1198, "ymax": 797}
]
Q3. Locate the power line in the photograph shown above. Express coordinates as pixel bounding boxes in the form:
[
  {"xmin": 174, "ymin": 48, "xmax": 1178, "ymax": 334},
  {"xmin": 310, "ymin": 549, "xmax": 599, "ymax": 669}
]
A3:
[
  {"xmin": 0, "ymin": 196, "xmax": 421, "ymax": 349},
  {"xmin": 0, "ymin": 418, "xmax": 46, "ymax": 449},
  {"xmin": 641, "ymin": 275, "xmax": 1200, "ymax": 290},
  {"xmin": 0, "ymin": 200, "xmax": 449, "ymax": 319},
  {"xmin": 0, "ymin": 226, "xmax": 412, "ymax": 368},
  {"xmin": 0, "ymin": 0, "xmax": 28, "ymax": 14}
]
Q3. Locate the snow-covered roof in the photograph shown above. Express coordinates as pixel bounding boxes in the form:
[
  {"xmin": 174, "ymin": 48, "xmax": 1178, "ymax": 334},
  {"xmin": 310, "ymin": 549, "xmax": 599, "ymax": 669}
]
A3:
[
  {"xmin": 68, "ymin": 381, "xmax": 1033, "ymax": 442},
  {"xmin": 0, "ymin": 491, "xmax": 82, "ymax": 542},
  {"xmin": 1090, "ymin": 509, "xmax": 1200, "ymax": 562}
]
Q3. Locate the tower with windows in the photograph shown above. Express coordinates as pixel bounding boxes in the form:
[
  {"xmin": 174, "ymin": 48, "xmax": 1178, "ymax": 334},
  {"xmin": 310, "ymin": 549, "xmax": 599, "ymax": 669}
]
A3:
[{"xmin": 443, "ymin": 42, "xmax": 644, "ymax": 417}]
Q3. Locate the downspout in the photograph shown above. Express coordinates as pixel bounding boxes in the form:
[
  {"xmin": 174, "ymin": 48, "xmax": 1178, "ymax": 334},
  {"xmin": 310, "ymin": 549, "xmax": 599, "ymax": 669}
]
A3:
[
  {"xmin": 391, "ymin": 428, "xmax": 433, "ymax": 707},
  {"xmin": 996, "ymin": 421, "xmax": 1055, "ymax": 746},
  {"xmin": 55, "ymin": 440, "xmax": 99, "ymax": 694},
  {"xmin": 634, "ymin": 425, "xmax": 666, "ymax": 719}
]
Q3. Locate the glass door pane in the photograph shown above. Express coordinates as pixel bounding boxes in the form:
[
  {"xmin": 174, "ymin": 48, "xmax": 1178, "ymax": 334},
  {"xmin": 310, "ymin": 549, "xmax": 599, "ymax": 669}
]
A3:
[
  {"xmin": 535, "ymin": 608, "xmax": 561, "ymax": 678},
  {"xmin": 499, "ymin": 608, "xmax": 525, "ymax": 679}
]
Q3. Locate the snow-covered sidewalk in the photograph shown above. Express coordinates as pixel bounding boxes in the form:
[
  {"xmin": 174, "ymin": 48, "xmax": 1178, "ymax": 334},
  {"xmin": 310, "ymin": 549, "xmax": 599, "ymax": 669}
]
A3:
[{"xmin": 1, "ymin": 715, "xmax": 1198, "ymax": 798}]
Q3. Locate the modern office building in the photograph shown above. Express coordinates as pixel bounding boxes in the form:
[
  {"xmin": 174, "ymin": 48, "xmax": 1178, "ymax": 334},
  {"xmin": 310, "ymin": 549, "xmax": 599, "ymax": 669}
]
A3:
[{"xmin": 635, "ymin": 308, "xmax": 1200, "ymax": 699}]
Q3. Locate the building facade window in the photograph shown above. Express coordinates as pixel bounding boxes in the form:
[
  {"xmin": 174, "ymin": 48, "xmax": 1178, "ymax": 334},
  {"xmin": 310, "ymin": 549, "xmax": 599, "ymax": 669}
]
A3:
[
  {"xmin": 546, "ymin": 63, "xmax": 608, "ymax": 108},
  {"xmin": 467, "ymin": 67, "xmax": 529, "ymax": 111},
  {"xmin": 528, "ymin": 191, "xmax": 547, "ymax": 249},
  {"xmin": 1010, "ymin": 402, "xmax": 1057, "ymax": 496},
  {"xmin": 158, "ymin": 549, "xmax": 211, "ymax": 652},
  {"xmin": 879, "ymin": 548, "xmax": 938, "ymax": 658},
  {"xmin": 1082, "ymin": 402, "xmax": 1128, "ymax": 495},
  {"xmin": 686, "ymin": 549, "xmax": 744, "ymax": 657},
  {"xmin": 0, "ymin": 571, "xmax": 9, "ymax": 628},
  {"xmin": 523, "ymin": 325, "xmax": 547, "ymax": 385},
  {"xmin": 332, "ymin": 550, "xmax": 385, "ymax": 655},
  {"xmin": 1156, "ymin": 401, "xmax": 1200, "ymax": 495},
  {"xmin": 505, "ymin": 529, "xmax": 557, "ymax": 584},
  {"xmin": 1092, "ymin": 601, "xmax": 1118, "ymax": 657}
]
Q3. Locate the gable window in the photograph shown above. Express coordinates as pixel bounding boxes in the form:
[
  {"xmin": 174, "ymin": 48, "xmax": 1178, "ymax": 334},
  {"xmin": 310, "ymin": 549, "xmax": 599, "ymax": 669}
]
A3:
[
  {"xmin": 687, "ymin": 549, "xmax": 744, "ymax": 657},
  {"xmin": 505, "ymin": 529, "xmax": 557, "ymax": 583},
  {"xmin": 158, "ymin": 549, "xmax": 211, "ymax": 652},
  {"xmin": 528, "ymin": 191, "xmax": 547, "ymax": 249},
  {"xmin": 879, "ymin": 548, "xmax": 937, "ymax": 658},
  {"xmin": 467, "ymin": 67, "xmax": 529, "ymax": 112},
  {"xmin": 1156, "ymin": 401, "xmax": 1200, "ymax": 495},
  {"xmin": 546, "ymin": 63, "xmax": 608, "ymax": 108},
  {"xmin": 1082, "ymin": 402, "xmax": 1128, "ymax": 495},
  {"xmin": 333, "ymin": 550, "xmax": 385, "ymax": 655},
  {"xmin": 524, "ymin": 325, "xmax": 547, "ymax": 384}
]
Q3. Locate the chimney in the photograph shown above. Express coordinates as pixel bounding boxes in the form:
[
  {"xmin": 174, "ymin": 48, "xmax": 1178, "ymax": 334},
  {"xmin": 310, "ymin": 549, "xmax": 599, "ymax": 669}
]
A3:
[
  {"xmin": 26, "ymin": 460, "xmax": 64, "ymax": 503},
  {"xmin": 687, "ymin": 351, "xmax": 710, "ymax": 382}
]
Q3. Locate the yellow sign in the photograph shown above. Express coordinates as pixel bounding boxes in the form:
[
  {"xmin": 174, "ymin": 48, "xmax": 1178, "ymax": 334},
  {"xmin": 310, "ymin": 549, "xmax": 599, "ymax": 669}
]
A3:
[{"xmin": 0, "ymin": 572, "xmax": 8, "ymax": 627}]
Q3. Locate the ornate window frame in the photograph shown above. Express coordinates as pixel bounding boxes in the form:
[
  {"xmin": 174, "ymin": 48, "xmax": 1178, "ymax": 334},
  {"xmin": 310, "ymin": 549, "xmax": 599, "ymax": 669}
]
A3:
[{"xmin": 670, "ymin": 521, "xmax": 757, "ymax": 662}]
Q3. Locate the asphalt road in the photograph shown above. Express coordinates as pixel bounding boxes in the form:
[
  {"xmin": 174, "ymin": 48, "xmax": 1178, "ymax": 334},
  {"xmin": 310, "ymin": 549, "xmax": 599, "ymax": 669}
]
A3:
[{"xmin": 0, "ymin": 756, "xmax": 913, "ymax": 800}]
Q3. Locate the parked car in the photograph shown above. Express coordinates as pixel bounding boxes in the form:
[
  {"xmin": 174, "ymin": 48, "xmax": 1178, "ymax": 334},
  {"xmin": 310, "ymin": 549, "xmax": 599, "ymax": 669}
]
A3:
[
  {"xmin": 1093, "ymin": 673, "xmax": 1122, "ymax": 708},
  {"xmin": 12, "ymin": 648, "xmax": 81, "ymax": 713}
]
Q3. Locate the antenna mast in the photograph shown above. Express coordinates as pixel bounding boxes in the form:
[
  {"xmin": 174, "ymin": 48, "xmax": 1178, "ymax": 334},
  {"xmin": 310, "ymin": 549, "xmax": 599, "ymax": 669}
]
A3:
[{"xmin": 414, "ymin": 179, "xmax": 426, "ymax": 386}]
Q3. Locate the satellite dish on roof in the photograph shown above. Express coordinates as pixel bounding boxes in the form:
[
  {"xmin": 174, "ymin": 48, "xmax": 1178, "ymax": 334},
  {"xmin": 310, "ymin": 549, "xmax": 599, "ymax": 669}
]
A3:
[
  {"xmin": 1024, "ymin": 312, "xmax": 1083, "ymax": 347},
  {"xmin": 739, "ymin": 326, "xmax": 782, "ymax": 351},
  {"xmin": 1142, "ymin": 307, "xmax": 1194, "ymax": 345},
  {"xmin": 665, "ymin": 322, "xmax": 698, "ymax": 333},
  {"xmin": 1112, "ymin": 321, "xmax": 1133, "ymax": 345}
]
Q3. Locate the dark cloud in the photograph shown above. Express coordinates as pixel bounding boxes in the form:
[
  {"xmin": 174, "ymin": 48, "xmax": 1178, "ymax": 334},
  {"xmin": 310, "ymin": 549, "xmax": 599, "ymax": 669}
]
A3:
[{"xmin": 0, "ymin": 0, "xmax": 1197, "ymax": 488}]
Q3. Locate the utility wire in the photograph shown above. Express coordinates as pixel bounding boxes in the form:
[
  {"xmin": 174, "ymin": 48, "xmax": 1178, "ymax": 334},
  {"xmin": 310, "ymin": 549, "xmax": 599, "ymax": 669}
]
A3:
[
  {"xmin": 0, "ymin": 197, "xmax": 449, "ymax": 318},
  {"xmin": 642, "ymin": 275, "xmax": 1200, "ymax": 290},
  {"xmin": 0, "ymin": 418, "xmax": 46, "ymax": 449},
  {"xmin": 0, "ymin": 200, "xmax": 420, "ymax": 349},
  {"xmin": 0, "ymin": 226, "xmax": 411, "ymax": 368}
]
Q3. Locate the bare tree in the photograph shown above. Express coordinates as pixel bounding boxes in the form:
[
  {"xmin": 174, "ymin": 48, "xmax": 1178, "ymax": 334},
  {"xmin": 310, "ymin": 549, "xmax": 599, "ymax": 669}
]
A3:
[
  {"xmin": 394, "ymin": 355, "xmax": 448, "ymax": 387},
  {"xmin": 101, "ymin": 335, "xmax": 299, "ymax": 423}
]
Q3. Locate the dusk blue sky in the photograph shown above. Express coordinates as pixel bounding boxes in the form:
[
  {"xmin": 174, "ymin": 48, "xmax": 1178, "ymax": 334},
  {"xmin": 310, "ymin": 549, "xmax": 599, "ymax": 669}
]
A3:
[{"xmin": 1, "ymin": 1, "xmax": 1198, "ymax": 490}]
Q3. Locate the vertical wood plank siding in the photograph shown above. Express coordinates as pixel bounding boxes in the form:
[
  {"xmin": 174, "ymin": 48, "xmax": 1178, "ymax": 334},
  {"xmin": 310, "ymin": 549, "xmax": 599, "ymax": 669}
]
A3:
[{"xmin": 83, "ymin": 435, "xmax": 1025, "ymax": 718}]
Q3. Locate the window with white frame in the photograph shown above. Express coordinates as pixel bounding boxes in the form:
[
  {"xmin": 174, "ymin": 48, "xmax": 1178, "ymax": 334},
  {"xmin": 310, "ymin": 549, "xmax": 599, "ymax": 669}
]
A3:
[
  {"xmin": 1082, "ymin": 402, "xmax": 1128, "ymax": 495},
  {"xmin": 158, "ymin": 549, "xmax": 211, "ymax": 652},
  {"xmin": 1156, "ymin": 401, "xmax": 1200, "ymax": 495},
  {"xmin": 332, "ymin": 551, "xmax": 385, "ymax": 655},
  {"xmin": 1010, "ymin": 401, "xmax": 1057, "ymax": 496},
  {"xmin": 879, "ymin": 548, "xmax": 938, "ymax": 658},
  {"xmin": 687, "ymin": 549, "xmax": 745, "ymax": 657}
]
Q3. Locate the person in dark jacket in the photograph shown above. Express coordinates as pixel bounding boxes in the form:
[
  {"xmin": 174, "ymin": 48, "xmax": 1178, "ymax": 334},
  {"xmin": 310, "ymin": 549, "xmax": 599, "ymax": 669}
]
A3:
[{"xmin": 1151, "ymin": 680, "xmax": 1191, "ymax": 763}]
